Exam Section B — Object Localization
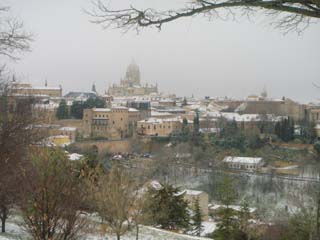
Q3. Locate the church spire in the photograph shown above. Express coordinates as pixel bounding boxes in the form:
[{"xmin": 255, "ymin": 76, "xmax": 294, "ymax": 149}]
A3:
[{"xmin": 261, "ymin": 86, "xmax": 267, "ymax": 99}]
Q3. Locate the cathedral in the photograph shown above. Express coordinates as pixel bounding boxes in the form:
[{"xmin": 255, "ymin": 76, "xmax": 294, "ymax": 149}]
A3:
[{"xmin": 107, "ymin": 61, "xmax": 158, "ymax": 96}]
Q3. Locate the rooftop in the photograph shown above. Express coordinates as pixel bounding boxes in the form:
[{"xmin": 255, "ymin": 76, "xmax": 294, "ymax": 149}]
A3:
[{"xmin": 223, "ymin": 156, "xmax": 263, "ymax": 164}]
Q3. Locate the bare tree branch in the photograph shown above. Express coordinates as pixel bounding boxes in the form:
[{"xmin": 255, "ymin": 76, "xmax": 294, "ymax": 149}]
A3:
[
  {"xmin": 0, "ymin": 6, "xmax": 32, "ymax": 61},
  {"xmin": 87, "ymin": 0, "xmax": 320, "ymax": 33}
]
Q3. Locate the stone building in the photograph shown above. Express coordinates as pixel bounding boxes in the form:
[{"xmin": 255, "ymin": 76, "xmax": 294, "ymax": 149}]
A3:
[
  {"xmin": 137, "ymin": 117, "xmax": 191, "ymax": 137},
  {"xmin": 83, "ymin": 106, "xmax": 141, "ymax": 139},
  {"xmin": 127, "ymin": 100, "xmax": 151, "ymax": 120},
  {"xmin": 235, "ymin": 98, "xmax": 306, "ymax": 121},
  {"xmin": 10, "ymin": 81, "xmax": 62, "ymax": 98},
  {"xmin": 107, "ymin": 61, "xmax": 158, "ymax": 96}
]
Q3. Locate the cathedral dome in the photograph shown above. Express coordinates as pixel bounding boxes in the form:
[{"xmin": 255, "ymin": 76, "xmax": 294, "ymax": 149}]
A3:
[{"xmin": 125, "ymin": 60, "xmax": 141, "ymax": 86}]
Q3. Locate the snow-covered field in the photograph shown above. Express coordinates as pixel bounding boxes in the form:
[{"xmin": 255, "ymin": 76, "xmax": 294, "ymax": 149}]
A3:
[{"xmin": 0, "ymin": 214, "xmax": 215, "ymax": 240}]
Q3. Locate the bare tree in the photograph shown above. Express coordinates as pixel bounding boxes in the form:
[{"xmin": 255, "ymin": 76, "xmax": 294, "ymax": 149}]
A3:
[
  {"xmin": 93, "ymin": 166, "xmax": 138, "ymax": 240},
  {"xmin": 88, "ymin": 0, "xmax": 320, "ymax": 33},
  {"xmin": 18, "ymin": 147, "xmax": 87, "ymax": 240},
  {"xmin": 0, "ymin": 83, "xmax": 38, "ymax": 232},
  {"xmin": 0, "ymin": 7, "xmax": 31, "ymax": 61},
  {"xmin": 0, "ymin": 5, "xmax": 32, "ymax": 232}
]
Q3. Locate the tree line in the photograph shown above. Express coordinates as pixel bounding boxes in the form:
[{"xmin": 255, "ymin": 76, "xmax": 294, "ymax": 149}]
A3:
[{"xmin": 56, "ymin": 97, "xmax": 106, "ymax": 120}]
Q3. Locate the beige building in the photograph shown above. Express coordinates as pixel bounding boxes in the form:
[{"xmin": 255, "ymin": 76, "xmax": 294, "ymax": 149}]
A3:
[
  {"xmin": 137, "ymin": 117, "xmax": 191, "ymax": 137},
  {"xmin": 10, "ymin": 81, "xmax": 62, "ymax": 98},
  {"xmin": 83, "ymin": 107, "xmax": 141, "ymax": 139},
  {"xmin": 236, "ymin": 98, "xmax": 306, "ymax": 121},
  {"xmin": 305, "ymin": 105, "xmax": 320, "ymax": 123}
]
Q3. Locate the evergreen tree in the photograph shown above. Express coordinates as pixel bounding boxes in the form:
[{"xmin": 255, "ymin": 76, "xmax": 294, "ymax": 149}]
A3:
[
  {"xmin": 275, "ymin": 117, "xmax": 295, "ymax": 142},
  {"xmin": 145, "ymin": 184, "xmax": 190, "ymax": 230},
  {"xmin": 56, "ymin": 99, "xmax": 69, "ymax": 119},
  {"xmin": 70, "ymin": 101, "xmax": 85, "ymax": 119},
  {"xmin": 192, "ymin": 110, "xmax": 201, "ymax": 145},
  {"xmin": 84, "ymin": 97, "xmax": 105, "ymax": 109},
  {"xmin": 314, "ymin": 141, "xmax": 320, "ymax": 159},
  {"xmin": 238, "ymin": 201, "xmax": 250, "ymax": 234},
  {"xmin": 191, "ymin": 197, "xmax": 203, "ymax": 236},
  {"xmin": 212, "ymin": 175, "xmax": 239, "ymax": 240},
  {"xmin": 180, "ymin": 118, "xmax": 190, "ymax": 142}
]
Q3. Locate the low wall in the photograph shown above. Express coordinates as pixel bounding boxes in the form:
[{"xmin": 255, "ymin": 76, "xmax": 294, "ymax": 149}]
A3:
[{"xmin": 71, "ymin": 139, "xmax": 132, "ymax": 154}]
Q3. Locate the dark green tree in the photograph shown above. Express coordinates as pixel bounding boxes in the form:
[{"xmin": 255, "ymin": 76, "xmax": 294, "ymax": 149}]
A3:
[
  {"xmin": 275, "ymin": 117, "xmax": 295, "ymax": 142},
  {"xmin": 191, "ymin": 197, "xmax": 203, "ymax": 236},
  {"xmin": 84, "ymin": 97, "xmax": 106, "ymax": 109},
  {"xmin": 180, "ymin": 118, "xmax": 190, "ymax": 142},
  {"xmin": 70, "ymin": 97, "xmax": 106, "ymax": 119},
  {"xmin": 314, "ymin": 141, "xmax": 320, "ymax": 160},
  {"xmin": 56, "ymin": 99, "xmax": 69, "ymax": 119},
  {"xmin": 212, "ymin": 175, "xmax": 241, "ymax": 240},
  {"xmin": 192, "ymin": 110, "xmax": 201, "ymax": 146},
  {"xmin": 238, "ymin": 201, "xmax": 250, "ymax": 234},
  {"xmin": 70, "ymin": 101, "xmax": 85, "ymax": 119},
  {"xmin": 145, "ymin": 184, "xmax": 190, "ymax": 230}
]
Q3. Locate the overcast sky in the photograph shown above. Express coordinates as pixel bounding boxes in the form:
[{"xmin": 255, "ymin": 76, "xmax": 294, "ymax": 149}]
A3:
[{"xmin": 4, "ymin": 0, "xmax": 320, "ymax": 103}]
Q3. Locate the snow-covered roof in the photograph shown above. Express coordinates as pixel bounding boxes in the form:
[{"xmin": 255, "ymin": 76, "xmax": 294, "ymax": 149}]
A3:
[
  {"xmin": 13, "ymin": 86, "xmax": 61, "ymax": 90},
  {"xmin": 222, "ymin": 113, "xmax": 284, "ymax": 122},
  {"xmin": 59, "ymin": 127, "xmax": 77, "ymax": 131},
  {"xmin": 199, "ymin": 128, "xmax": 220, "ymax": 133},
  {"xmin": 209, "ymin": 203, "xmax": 257, "ymax": 213},
  {"xmin": 223, "ymin": 156, "xmax": 263, "ymax": 164},
  {"xmin": 151, "ymin": 111, "xmax": 173, "ymax": 117},
  {"xmin": 93, "ymin": 108, "xmax": 111, "ymax": 112},
  {"xmin": 184, "ymin": 189, "xmax": 205, "ymax": 196},
  {"xmin": 129, "ymin": 108, "xmax": 139, "ymax": 112},
  {"xmin": 139, "ymin": 117, "xmax": 183, "ymax": 124},
  {"xmin": 68, "ymin": 153, "xmax": 84, "ymax": 161}
]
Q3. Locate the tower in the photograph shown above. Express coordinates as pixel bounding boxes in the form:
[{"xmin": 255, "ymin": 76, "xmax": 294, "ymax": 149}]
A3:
[
  {"xmin": 92, "ymin": 83, "xmax": 97, "ymax": 93},
  {"xmin": 125, "ymin": 60, "xmax": 141, "ymax": 86},
  {"xmin": 261, "ymin": 86, "xmax": 268, "ymax": 99}
]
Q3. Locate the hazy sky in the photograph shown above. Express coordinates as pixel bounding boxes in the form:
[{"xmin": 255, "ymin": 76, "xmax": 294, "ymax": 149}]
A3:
[{"xmin": 4, "ymin": 0, "xmax": 320, "ymax": 103}]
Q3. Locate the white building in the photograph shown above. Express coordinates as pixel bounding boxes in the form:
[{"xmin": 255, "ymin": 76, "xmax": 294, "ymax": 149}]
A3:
[{"xmin": 223, "ymin": 156, "xmax": 264, "ymax": 171}]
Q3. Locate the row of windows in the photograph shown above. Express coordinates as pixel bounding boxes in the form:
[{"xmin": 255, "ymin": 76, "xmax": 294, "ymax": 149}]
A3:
[
  {"xmin": 93, "ymin": 119, "xmax": 108, "ymax": 125},
  {"xmin": 229, "ymin": 164, "xmax": 257, "ymax": 169},
  {"xmin": 94, "ymin": 114, "xmax": 109, "ymax": 118},
  {"xmin": 140, "ymin": 124, "xmax": 172, "ymax": 130},
  {"xmin": 93, "ymin": 126, "xmax": 107, "ymax": 131}
]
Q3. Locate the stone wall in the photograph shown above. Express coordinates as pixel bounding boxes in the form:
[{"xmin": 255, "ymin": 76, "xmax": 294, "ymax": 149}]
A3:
[{"xmin": 71, "ymin": 139, "xmax": 132, "ymax": 154}]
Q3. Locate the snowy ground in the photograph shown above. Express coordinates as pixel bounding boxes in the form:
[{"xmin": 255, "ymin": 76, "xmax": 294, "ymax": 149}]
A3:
[{"xmin": 0, "ymin": 214, "xmax": 215, "ymax": 240}]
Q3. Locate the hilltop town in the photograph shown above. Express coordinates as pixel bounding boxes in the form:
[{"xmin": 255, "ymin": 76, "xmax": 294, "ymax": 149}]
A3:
[{"xmin": 2, "ymin": 61, "xmax": 320, "ymax": 239}]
